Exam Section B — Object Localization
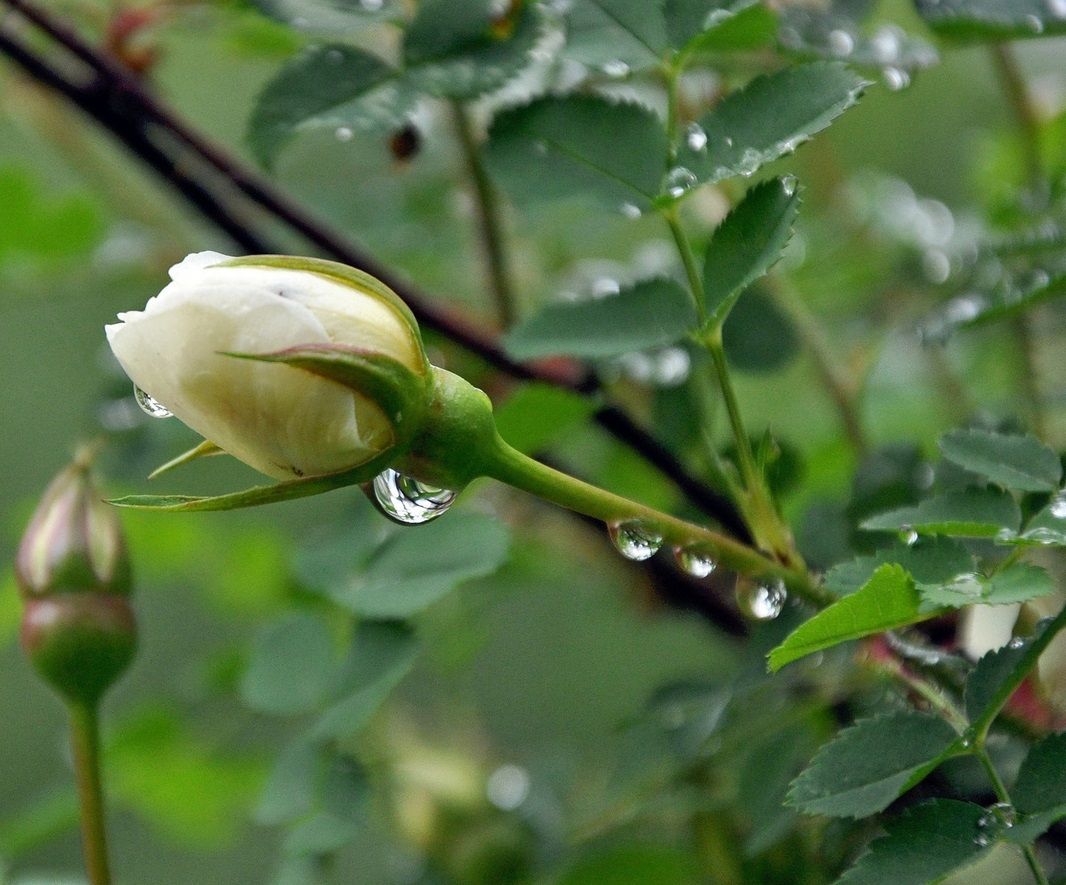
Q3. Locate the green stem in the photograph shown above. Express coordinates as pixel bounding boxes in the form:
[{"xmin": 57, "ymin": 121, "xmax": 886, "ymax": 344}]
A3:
[
  {"xmin": 450, "ymin": 101, "xmax": 518, "ymax": 327},
  {"xmin": 483, "ymin": 436, "xmax": 830, "ymax": 606},
  {"xmin": 989, "ymin": 44, "xmax": 1045, "ymax": 203},
  {"xmin": 975, "ymin": 747, "xmax": 1049, "ymax": 885},
  {"xmin": 68, "ymin": 702, "xmax": 111, "ymax": 885},
  {"xmin": 705, "ymin": 334, "xmax": 759, "ymax": 492},
  {"xmin": 767, "ymin": 276, "xmax": 868, "ymax": 455},
  {"xmin": 665, "ymin": 209, "xmax": 707, "ymax": 323}
]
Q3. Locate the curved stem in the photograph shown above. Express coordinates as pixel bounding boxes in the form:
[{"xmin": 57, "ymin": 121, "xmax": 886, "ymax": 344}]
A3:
[
  {"xmin": 450, "ymin": 101, "xmax": 518, "ymax": 328},
  {"xmin": 975, "ymin": 747, "xmax": 1049, "ymax": 885},
  {"xmin": 68, "ymin": 702, "xmax": 111, "ymax": 885},
  {"xmin": 483, "ymin": 436, "xmax": 830, "ymax": 606}
]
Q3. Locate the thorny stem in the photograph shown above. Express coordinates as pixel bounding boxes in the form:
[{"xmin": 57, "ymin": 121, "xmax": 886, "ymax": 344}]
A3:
[
  {"xmin": 68, "ymin": 703, "xmax": 111, "ymax": 885},
  {"xmin": 767, "ymin": 275, "xmax": 869, "ymax": 455},
  {"xmin": 975, "ymin": 747, "xmax": 1049, "ymax": 885},
  {"xmin": 450, "ymin": 101, "xmax": 518, "ymax": 328}
]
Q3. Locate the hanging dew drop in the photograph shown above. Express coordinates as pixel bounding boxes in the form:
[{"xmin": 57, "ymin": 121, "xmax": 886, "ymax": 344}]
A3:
[
  {"xmin": 899, "ymin": 524, "xmax": 919, "ymax": 546},
  {"xmin": 608, "ymin": 521, "xmax": 663, "ymax": 561},
  {"xmin": 685, "ymin": 122, "xmax": 708, "ymax": 152},
  {"xmin": 372, "ymin": 468, "xmax": 455, "ymax": 525},
  {"xmin": 736, "ymin": 578, "xmax": 787, "ymax": 620},
  {"xmin": 674, "ymin": 547, "xmax": 716, "ymax": 578},
  {"xmin": 134, "ymin": 385, "xmax": 172, "ymax": 418}
]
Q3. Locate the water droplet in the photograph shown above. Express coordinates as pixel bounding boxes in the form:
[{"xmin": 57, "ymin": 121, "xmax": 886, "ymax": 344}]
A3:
[
  {"xmin": 335, "ymin": 126, "xmax": 354, "ymax": 142},
  {"xmin": 533, "ymin": 139, "xmax": 548, "ymax": 156},
  {"xmin": 722, "ymin": 136, "xmax": 734, "ymax": 148},
  {"xmin": 600, "ymin": 59, "xmax": 630, "ymax": 78},
  {"xmin": 590, "ymin": 277, "xmax": 621, "ymax": 298},
  {"xmin": 1024, "ymin": 13, "xmax": 1045, "ymax": 32},
  {"xmin": 736, "ymin": 147, "xmax": 761, "ymax": 177},
  {"xmin": 608, "ymin": 521, "xmax": 663, "ymax": 561},
  {"xmin": 359, "ymin": 0, "xmax": 384, "ymax": 9},
  {"xmin": 685, "ymin": 122, "xmax": 708, "ymax": 152},
  {"xmin": 899, "ymin": 525, "xmax": 919, "ymax": 546},
  {"xmin": 882, "ymin": 67, "xmax": 910, "ymax": 91},
  {"xmin": 995, "ymin": 528, "xmax": 1017, "ymax": 543},
  {"xmin": 134, "ymin": 385, "xmax": 171, "ymax": 418},
  {"xmin": 1048, "ymin": 0, "xmax": 1066, "ymax": 18},
  {"xmin": 1049, "ymin": 492, "xmax": 1066, "ymax": 519},
  {"xmin": 372, "ymin": 468, "xmax": 455, "ymax": 524},
  {"xmin": 1008, "ymin": 637, "xmax": 1025, "ymax": 650},
  {"xmin": 675, "ymin": 547, "xmax": 716, "ymax": 578},
  {"xmin": 619, "ymin": 202, "xmax": 642, "ymax": 219},
  {"xmin": 486, "ymin": 764, "xmax": 530, "ymax": 811},
  {"xmin": 1021, "ymin": 527, "xmax": 1062, "ymax": 546},
  {"xmin": 922, "ymin": 249, "xmax": 951, "ymax": 283},
  {"xmin": 973, "ymin": 832, "xmax": 991, "ymax": 848},
  {"xmin": 975, "ymin": 802, "xmax": 1016, "ymax": 844},
  {"xmin": 736, "ymin": 578, "xmax": 787, "ymax": 620},
  {"xmin": 870, "ymin": 25, "xmax": 902, "ymax": 64},
  {"xmin": 781, "ymin": 175, "xmax": 798, "ymax": 197},
  {"xmin": 944, "ymin": 572, "xmax": 983, "ymax": 598},
  {"xmin": 827, "ymin": 29, "xmax": 855, "ymax": 58},
  {"xmin": 666, "ymin": 166, "xmax": 697, "ymax": 199}
]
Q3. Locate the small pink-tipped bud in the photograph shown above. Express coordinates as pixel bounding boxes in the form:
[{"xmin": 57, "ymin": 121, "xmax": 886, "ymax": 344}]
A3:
[
  {"xmin": 15, "ymin": 453, "xmax": 131, "ymax": 599},
  {"xmin": 15, "ymin": 452, "xmax": 136, "ymax": 703},
  {"xmin": 21, "ymin": 594, "xmax": 136, "ymax": 706}
]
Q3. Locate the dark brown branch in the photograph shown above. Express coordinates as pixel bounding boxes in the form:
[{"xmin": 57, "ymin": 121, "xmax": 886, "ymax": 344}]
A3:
[{"xmin": 0, "ymin": 0, "xmax": 748, "ymax": 539}]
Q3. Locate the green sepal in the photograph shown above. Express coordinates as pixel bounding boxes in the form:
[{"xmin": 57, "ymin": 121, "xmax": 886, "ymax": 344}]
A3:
[
  {"xmin": 218, "ymin": 255, "xmax": 427, "ymax": 367},
  {"xmin": 148, "ymin": 439, "xmax": 225, "ymax": 479},
  {"xmin": 109, "ymin": 448, "xmax": 398, "ymax": 512},
  {"xmin": 220, "ymin": 344, "xmax": 431, "ymax": 449}
]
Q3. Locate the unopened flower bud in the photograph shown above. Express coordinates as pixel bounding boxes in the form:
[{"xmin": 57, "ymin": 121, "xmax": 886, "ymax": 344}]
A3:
[
  {"xmin": 15, "ymin": 454, "xmax": 131, "ymax": 598},
  {"xmin": 105, "ymin": 253, "xmax": 432, "ymax": 481},
  {"xmin": 16, "ymin": 454, "xmax": 136, "ymax": 704},
  {"xmin": 21, "ymin": 593, "xmax": 136, "ymax": 706}
]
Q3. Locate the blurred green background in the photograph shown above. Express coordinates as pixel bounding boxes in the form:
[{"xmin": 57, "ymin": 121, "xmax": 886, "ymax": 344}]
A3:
[{"xmin": 1, "ymin": 0, "xmax": 1065, "ymax": 882}]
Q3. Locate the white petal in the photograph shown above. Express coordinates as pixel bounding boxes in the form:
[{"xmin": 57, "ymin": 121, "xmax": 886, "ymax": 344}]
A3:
[
  {"xmin": 168, "ymin": 251, "xmax": 235, "ymax": 281},
  {"xmin": 108, "ymin": 274, "xmax": 379, "ymax": 479}
]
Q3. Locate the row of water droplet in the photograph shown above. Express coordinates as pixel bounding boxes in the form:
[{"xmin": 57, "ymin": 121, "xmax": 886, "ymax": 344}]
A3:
[
  {"xmin": 608, "ymin": 520, "xmax": 787, "ymax": 620},
  {"xmin": 136, "ymin": 385, "xmax": 787, "ymax": 617}
]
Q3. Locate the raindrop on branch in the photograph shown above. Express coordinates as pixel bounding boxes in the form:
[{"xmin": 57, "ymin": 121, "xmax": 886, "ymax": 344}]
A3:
[
  {"xmin": 608, "ymin": 521, "xmax": 663, "ymax": 561},
  {"xmin": 736, "ymin": 578, "xmax": 787, "ymax": 620},
  {"xmin": 675, "ymin": 547, "xmax": 716, "ymax": 578}
]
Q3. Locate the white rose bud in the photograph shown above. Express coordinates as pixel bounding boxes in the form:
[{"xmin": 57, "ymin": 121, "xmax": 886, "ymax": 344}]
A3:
[{"xmin": 106, "ymin": 252, "xmax": 431, "ymax": 481}]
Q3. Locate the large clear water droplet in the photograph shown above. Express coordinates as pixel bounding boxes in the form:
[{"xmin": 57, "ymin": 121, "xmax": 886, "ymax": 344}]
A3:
[
  {"xmin": 685, "ymin": 122, "xmax": 708, "ymax": 152},
  {"xmin": 134, "ymin": 385, "xmax": 172, "ymax": 418},
  {"xmin": 608, "ymin": 521, "xmax": 663, "ymax": 561},
  {"xmin": 372, "ymin": 468, "xmax": 455, "ymax": 525},
  {"xmin": 675, "ymin": 547, "xmax": 716, "ymax": 578},
  {"xmin": 736, "ymin": 578, "xmax": 787, "ymax": 620},
  {"xmin": 665, "ymin": 166, "xmax": 697, "ymax": 198}
]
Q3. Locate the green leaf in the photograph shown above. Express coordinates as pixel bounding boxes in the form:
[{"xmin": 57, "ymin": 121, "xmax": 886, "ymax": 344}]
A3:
[
  {"xmin": 836, "ymin": 800, "xmax": 989, "ymax": 885},
  {"xmin": 248, "ymin": 0, "xmax": 401, "ymax": 31},
  {"xmin": 255, "ymin": 738, "xmax": 323, "ymax": 825},
  {"xmin": 247, "ymin": 44, "xmax": 412, "ymax": 169},
  {"xmin": 768, "ymin": 565, "xmax": 930, "ymax": 671},
  {"xmin": 914, "ymin": 0, "xmax": 1066, "ymax": 41},
  {"xmin": 919, "ymin": 563, "xmax": 1055, "ymax": 610},
  {"xmin": 964, "ymin": 609, "xmax": 1066, "ymax": 735},
  {"xmin": 787, "ymin": 712, "xmax": 960, "ymax": 818},
  {"xmin": 240, "ymin": 612, "xmax": 337, "ymax": 715},
  {"xmin": 402, "ymin": 0, "xmax": 541, "ymax": 99},
  {"xmin": 674, "ymin": 63, "xmax": 868, "ymax": 186},
  {"xmin": 721, "ymin": 286, "xmax": 798, "ymax": 373},
  {"xmin": 1001, "ymin": 496, "xmax": 1066, "ymax": 547},
  {"xmin": 939, "ymin": 429, "xmax": 1062, "ymax": 493},
  {"xmin": 823, "ymin": 537, "xmax": 975, "ymax": 597},
  {"xmin": 1014, "ymin": 733, "xmax": 1066, "ymax": 816},
  {"xmin": 313, "ymin": 621, "xmax": 419, "ymax": 738},
  {"xmin": 666, "ymin": 0, "xmax": 775, "ymax": 54},
  {"xmin": 485, "ymin": 95, "xmax": 670, "ymax": 211},
  {"xmin": 326, "ymin": 513, "xmax": 509, "ymax": 617},
  {"xmin": 860, "ymin": 487, "xmax": 1022, "ymax": 539},
  {"xmin": 504, "ymin": 278, "xmax": 697, "ymax": 360},
  {"xmin": 562, "ymin": 0, "xmax": 669, "ymax": 70},
  {"xmin": 702, "ymin": 177, "xmax": 800, "ymax": 328}
]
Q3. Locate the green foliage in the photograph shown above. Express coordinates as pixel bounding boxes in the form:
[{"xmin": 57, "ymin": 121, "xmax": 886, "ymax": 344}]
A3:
[
  {"xmin": 860, "ymin": 487, "xmax": 1022, "ymax": 538},
  {"xmin": 674, "ymin": 63, "xmax": 869, "ymax": 186},
  {"xmin": 240, "ymin": 612, "xmax": 336, "ymax": 715},
  {"xmin": 938, "ymin": 429, "xmax": 1062, "ymax": 492},
  {"xmin": 1014, "ymin": 733, "xmax": 1066, "ymax": 816},
  {"xmin": 914, "ymin": 0, "xmax": 1066, "ymax": 40},
  {"xmin": 485, "ymin": 95, "xmax": 669, "ymax": 211},
  {"xmin": 702, "ymin": 178, "xmax": 799, "ymax": 329},
  {"xmin": 769, "ymin": 565, "xmax": 927, "ymax": 671},
  {"xmin": 504, "ymin": 278, "xmax": 696, "ymax": 359},
  {"xmin": 835, "ymin": 800, "xmax": 989, "ymax": 884},
  {"xmin": 786, "ymin": 711, "xmax": 960, "ymax": 818}
]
